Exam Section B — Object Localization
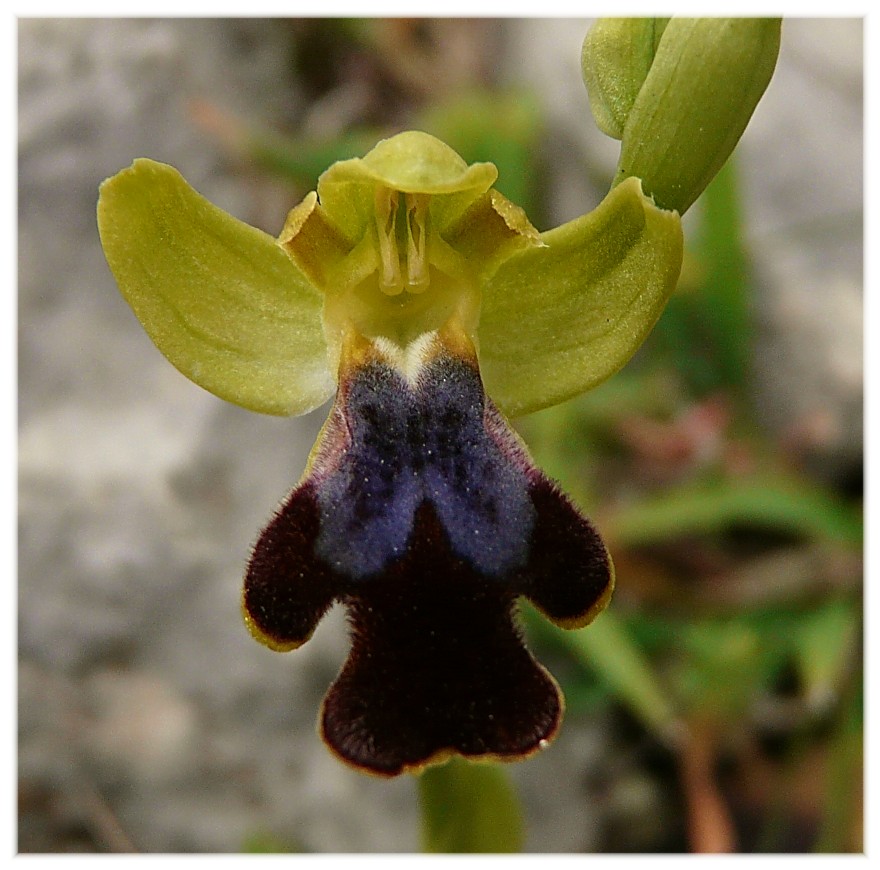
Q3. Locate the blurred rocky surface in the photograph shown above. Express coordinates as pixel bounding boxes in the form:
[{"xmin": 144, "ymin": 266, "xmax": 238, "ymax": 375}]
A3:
[
  {"xmin": 18, "ymin": 17, "xmax": 862, "ymax": 853},
  {"xmin": 744, "ymin": 20, "xmax": 863, "ymax": 484},
  {"xmin": 18, "ymin": 18, "xmax": 419, "ymax": 854}
]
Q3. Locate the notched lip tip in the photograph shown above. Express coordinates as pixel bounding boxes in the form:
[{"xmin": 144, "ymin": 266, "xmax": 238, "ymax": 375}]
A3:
[
  {"xmin": 320, "ymin": 736, "xmax": 562, "ymax": 779},
  {"xmin": 318, "ymin": 682, "xmax": 564, "ymax": 778}
]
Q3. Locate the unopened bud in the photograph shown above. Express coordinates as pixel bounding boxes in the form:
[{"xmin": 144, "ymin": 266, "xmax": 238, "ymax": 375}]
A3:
[
  {"xmin": 581, "ymin": 17, "xmax": 669, "ymax": 140},
  {"xmin": 584, "ymin": 18, "xmax": 781, "ymax": 214}
]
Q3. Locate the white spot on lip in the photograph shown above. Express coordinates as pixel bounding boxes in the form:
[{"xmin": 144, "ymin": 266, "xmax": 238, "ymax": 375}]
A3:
[{"xmin": 371, "ymin": 331, "xmax": 439, "ymax": 385}]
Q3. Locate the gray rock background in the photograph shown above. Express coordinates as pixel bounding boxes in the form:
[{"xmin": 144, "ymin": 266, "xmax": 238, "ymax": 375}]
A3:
[{"xmin": 18, "ymin": 18, "xmax": 862, "ymax": 853}]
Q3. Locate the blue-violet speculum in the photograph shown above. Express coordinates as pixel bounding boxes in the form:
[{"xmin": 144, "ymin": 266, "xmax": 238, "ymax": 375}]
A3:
[{"xmin": 244, "ymin": 322, "xmax": 613, "ymax": 775}]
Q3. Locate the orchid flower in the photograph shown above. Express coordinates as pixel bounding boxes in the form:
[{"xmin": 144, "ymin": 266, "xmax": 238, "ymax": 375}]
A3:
[{"xmin": 97, "ymin": 17, "xmax": 779, "ymax": 778}]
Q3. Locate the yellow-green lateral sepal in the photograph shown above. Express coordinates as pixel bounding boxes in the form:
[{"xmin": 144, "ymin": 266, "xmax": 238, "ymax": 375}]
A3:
[
  {"xmin": 97, "ymin": 159, "xmax": 334, "ymax": 416},
  {"xmin": 478, "ymin": 176, "xmax": 683, "ymax": 417}
]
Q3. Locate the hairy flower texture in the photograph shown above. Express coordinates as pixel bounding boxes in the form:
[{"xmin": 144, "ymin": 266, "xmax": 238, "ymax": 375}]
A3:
[
  {"xmin": 244, "ymin": 325, "xmax": 612, "ymax": 774},
  {"xmin": 98, "ymin": 131, "xmax": 683, "ymax": 776}
]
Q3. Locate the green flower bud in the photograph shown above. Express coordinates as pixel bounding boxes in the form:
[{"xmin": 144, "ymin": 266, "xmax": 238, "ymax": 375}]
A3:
[
  {"xmin": 584, "ymin": 17, "xmax": 781, "ymax": 215},
  {"xmin": 581, "ymin": 17, "xmax": 669, "ymax": 140}
]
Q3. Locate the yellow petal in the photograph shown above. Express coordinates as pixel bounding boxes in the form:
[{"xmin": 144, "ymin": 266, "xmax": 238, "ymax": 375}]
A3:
[{"xmin": 478, "ymin": 177, "xmax": 683, "ymax": 417}]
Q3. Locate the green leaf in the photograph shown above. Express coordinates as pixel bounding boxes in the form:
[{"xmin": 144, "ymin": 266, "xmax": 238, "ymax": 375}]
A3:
[
  {"xmin": 479, "ymin": 176, "xmax": 683, "ymax": 417},
  {"xmin": 418, "ymin": 757, "xmax": 524, "ymax": 853},
  {"xmin": 652, "ymin": 156, "xmax": 752, "ymax": 397},
  {"xmin": 609, "ymin": 474, "xmax": 863, "ymax": 548},
  {"xmin": 670, "ymin": 617, "xmax": 779, "ymax": 718},
  {"xmin": 695, "ymin": 157, "xmax": 751, "ymax": 392},
  {"xmin": 793, "ymin": 598, "xmax": 859, "ymax": 708},
  {"xmin": 553, "ymin": 607, "xmax": 679, "ymax": 736},
  {"xmin": 98, "ymin": 159, "xmax": 334, "ymax": 416}
]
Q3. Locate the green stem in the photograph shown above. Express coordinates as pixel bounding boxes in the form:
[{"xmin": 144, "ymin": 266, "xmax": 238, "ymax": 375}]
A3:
[{"xmin": 417, "ymin": 757, "xmax": 525, "ymax": 853}]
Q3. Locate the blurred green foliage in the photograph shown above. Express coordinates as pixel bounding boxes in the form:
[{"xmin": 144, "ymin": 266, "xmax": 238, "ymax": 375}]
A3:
[
  {"xmin": 241, "ymin": 830, "xmax": 302, "ymax": 853},
  {"xmin": 655, "ymin": 160, "xmax": 752, "ymax": 398}
]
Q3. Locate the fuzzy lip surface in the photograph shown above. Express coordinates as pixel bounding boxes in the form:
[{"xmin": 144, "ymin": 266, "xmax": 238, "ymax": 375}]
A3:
[
  {"xmin": 314, "ymin": 350, "xmax": 536, "ymax": 580},
  {"xmin": 243, "ymin": 341, "xmax": 613, "ymax": 776}
]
